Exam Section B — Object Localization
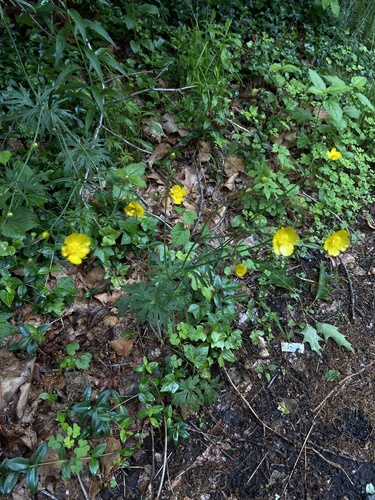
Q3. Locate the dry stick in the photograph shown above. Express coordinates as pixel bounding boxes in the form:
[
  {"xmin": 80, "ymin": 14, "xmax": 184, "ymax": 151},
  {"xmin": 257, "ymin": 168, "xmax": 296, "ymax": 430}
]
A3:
[
  {"xmin": 76, "ymin": 473, "xmax": 89, "ymax": 500},
  {"xmin": 281, "ymin": 423, "xmax": 315, "ymax": 498},
  {"xmin": 246, "ymin": 452, "xmax": 269, "ymax": 485},
  {"xmin": 155, "ymin": 415, "xmax": 169, "ymax": 500},
  {"xmin": 101, "ymin": 125, "xmax": 152, "ymax": 154},
  {"xmin": 307, "ymin": 447, "xmax": 354, "ymax": 485},
  {"xmin": 223, "ymin": 367, "xmax": 286, "ymax": 437},
  {"xmin": 313, "ymin": 359, "xmax": 375, "ymax": 415},
  {"xmin": 338, "ymin": 254, "xmax": 356, "ymax": 320},
  {"xmin": 106, "ymin": 84, "xmax": 197, "ymax": 105}
]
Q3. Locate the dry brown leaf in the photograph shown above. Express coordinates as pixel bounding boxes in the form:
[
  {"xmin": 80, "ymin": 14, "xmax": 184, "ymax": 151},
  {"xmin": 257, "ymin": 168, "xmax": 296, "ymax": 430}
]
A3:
[
  {"xmin": 83, "ymin": 266, "xmax": 106, "ymax": 288},
  {"xmin": 142, "ymin": 122, "xmax": 167, "ymax": 143},
  {"xmin": 146, "ymin": 142, "xmax": 171, "ymax": 167},
  {"xmin": 163, "ymin": 113, "xmax": 188, "ymax": 137},
  {"xmin": 224, "ymin": 154, "xmax": 245, "ymax": 177},
  {"xmin": 110, "ymin": 337, "xmax": 134, "ymax": 357},
  {"xmin": 313, "ymin": 106, "xmax": 329, "ymax": 119},
  {"xmin": 198, "ymin": 141, "xmax": 212, "ymax": 163},
  {"xmin": 223, "ymin": 173, "xmax": 239, "ymax": 191},
  {"xmin": 0, "ymin": 351, "xmax": 35, "ymax": 417},
  {"xmin": 100, "ymin": 436, "xmax": 122, "ymax": 478},
  {"xmin": 94, "ymin": 290, "xmax": 124, "ymax": 305}
]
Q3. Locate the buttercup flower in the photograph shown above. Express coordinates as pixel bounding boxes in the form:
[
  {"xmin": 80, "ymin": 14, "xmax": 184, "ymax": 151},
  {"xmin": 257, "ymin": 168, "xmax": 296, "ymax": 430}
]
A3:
[
  {"xmin": 326, "ymin": 148, "xmax": 342, "ymax": 161},
  {"xmin": 61, "ymin": 233, "xmax": 91, "ymax": 265},
  {"xmin": 170, "ymin": 185, "xmax": 187, "ymax": 205},
  {"xmin": 324, "ymin": 229, "xmax": 350, "ymax": 256},
  {"xmin": 234, "ymin": 263, "xmax": 247, "ymax": 277},
  {"xmin": 124, "ymin": 201, "xmax": 145, "ymax": 217},
  {"xmin": 273, "ymin": 227, "xmax": 299, "ymax": 257}
]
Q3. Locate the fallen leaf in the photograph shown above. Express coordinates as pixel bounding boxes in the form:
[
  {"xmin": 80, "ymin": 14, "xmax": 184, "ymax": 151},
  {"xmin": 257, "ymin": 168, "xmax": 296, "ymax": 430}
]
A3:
[
  {"xmin": 100, "ymin": 436, "xmax": 121, "ymax": 478},
  {"xmin": 198, "ymin": 141, "xmax": 212, "ymax": 163},
  {"xmin": 110, "ymin": 337, "xmax": 134, "ymax": 357},
  {"xmin": 224, "ymin": 154, "xmax": 245, "ymax": 177},
  {"xmin": 223, "ymin": 173, "xmax": 239, "ymax": 191},
  {"xmin": 146, "ymin": 142, "xmax": 171, "ymax": 167}
]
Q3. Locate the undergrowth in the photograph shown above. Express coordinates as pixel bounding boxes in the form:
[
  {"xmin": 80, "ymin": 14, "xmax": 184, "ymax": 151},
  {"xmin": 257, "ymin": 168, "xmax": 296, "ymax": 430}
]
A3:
[{"xmin": 0, "ymin": 0, "xmax": 373, "ymax": 495}]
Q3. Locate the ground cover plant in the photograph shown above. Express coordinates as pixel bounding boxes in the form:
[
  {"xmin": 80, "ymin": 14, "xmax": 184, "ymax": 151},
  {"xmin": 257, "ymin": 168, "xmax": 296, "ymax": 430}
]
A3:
[{"xmin": 0, "ymin": 0, "xmax": 375, "ymax": 498}]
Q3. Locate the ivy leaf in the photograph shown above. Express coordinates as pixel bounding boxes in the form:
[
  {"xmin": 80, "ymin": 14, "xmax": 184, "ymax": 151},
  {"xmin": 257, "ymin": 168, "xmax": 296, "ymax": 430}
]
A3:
[
  {"xmin": 316, "ymin": 322, "xmax": 355, "ymax": 353},
  {"xmin": 1, "ymin": 207, "xmax": 37, "ymax": 238},
  {"xmin": 300, "ymin": 324, "xmax": 323, "ymax": 356},
  {"xmin": 171, "ymin": 222, "xmax": 190, "ymax": 248},
  {"xmin": 183, "ymin": 344, "xmax": 209, "ymax": 370}
]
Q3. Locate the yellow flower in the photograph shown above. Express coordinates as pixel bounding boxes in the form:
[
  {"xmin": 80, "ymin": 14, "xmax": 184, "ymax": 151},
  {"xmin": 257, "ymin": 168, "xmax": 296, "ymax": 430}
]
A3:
[
  {"xmin": 273, "ymin": 227, "xmax": 299, "ymax": 257},
  {"xmin": 326, "ymin": 148, "xmax": 342, "ymax": 161},
  {"xmin": 124, "ymin": 201, "xmax": 145, "ymax": 217},
  {"xmin": 234, "ymin": 264, "xmax": 247, "ymax": 277},
  {"xmin": 61, "ymin": 233, "xmax": 91, "ymax": 265},
  {"xmin": 324, "ymin": 229, "xmax": 350, "ymax": 256},
  {"xmin": 170, "ymin": 185, "xmax": 187, "ymax": 205}
]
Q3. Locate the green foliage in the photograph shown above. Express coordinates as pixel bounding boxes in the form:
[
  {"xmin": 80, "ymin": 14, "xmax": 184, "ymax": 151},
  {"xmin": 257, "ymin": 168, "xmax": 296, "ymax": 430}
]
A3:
[{"xmin": 300, "ymin": 322, "xmax": 355, "ymax": 356}]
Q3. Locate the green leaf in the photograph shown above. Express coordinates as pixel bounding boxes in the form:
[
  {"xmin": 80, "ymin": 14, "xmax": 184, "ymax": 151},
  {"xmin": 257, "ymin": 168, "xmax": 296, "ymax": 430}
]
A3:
[
  {"xmin": 183, "ymin": 210, "xmax": 198, "ymax": 225},
  {"xmin": 88, "ymin": 457, "xmax": 99, "ymax": 476},
  {"xmin": 76, "ymin": 353, "xmax": 92, "ymax": 370},
  {"xmin": 2, "ymin": 472, "xmax": 19, "ymax": 495},
  {"xmin": 315, "ymin": 261, "xmax": 332, "ymax": 300},
  {"xmin": 300, "ymin": 324, "xmax": 323, "ymax": 356},
  {"xmin": 66, "ymin": 342, "xmax": 80, "ymax": 355},
  {"xmin": 316, "ymin": 322, "xmax": 355, "ymax": 353},
  {"xmin": 0, "ymin": 241, "xmax": 16, "ymax": 256},
  {"xmin": 68, "ymin": 9, "xmax": 86, "ymax": 41},
  {"xmin": 171, "ymin": 223, "xmax": 190, "ymax": 248},
  {"xmin": 91, "ymin": 443, "xmax": 107, "ymax": 459},
  {"xmin": 1, "ymin": 207, "xmax": 37, "ymax": 238},
  {"xmin": 31, "ymin": 442, "xmax": 48, "ymax": 465},
  {"xmin": 116, "ymin": 163, "xmax": 146, "ymax": 187},
  {"xmin": 355, "ymin": 92, "xmax": 374, "ymax": 111},
  {"xmin": 183, "ymin": 344, "xmax": 209, "ymax": 370},
  {"xmin": 351, "ymin": 76, "xmax": 367, "ymax": 90},
  {"xmin": 0, "ymin": 313, "xmax": 18, "ymax": 338},
  {"xmin": 308, "ymin": 69, "xmax": 326, "ymax": 91},
  {"xmin": 25, "ymin": 465, "xmax": 39, "ymax": 494},
  {"xmin": 83, "ymin": 47, "xmax": 104, "ymax": 82},
  {"xmin": 324, "ymin": 100, "xmax": 343, "ymax": 123},
  {"xmin": 6, "ymin": 457, "xmax": 30, "ymax": 472},
  {"xmin": 326, "ymin": 84, "xmax": 351, "ymax": 95},
  {"xmin": 0, "ymin": 150, "xmax": 11, "ymax": 165}
]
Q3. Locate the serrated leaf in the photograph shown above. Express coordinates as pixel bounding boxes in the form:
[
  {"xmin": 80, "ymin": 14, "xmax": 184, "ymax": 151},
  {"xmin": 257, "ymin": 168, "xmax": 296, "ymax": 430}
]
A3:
[
  {"xmin": 308, "ymin": 69, "xmax": 326, "ymax": 91},
  {"xmin": 171, "ymin": 222, "xmax": 190, "ymax": 248},
  {"xmin": 315, "ymin": 261, "xmax": 332, "ymax": 300},
  {"xmin": 316, "ymin": 322, "xmax": 355, "ymax": 353},
  {"xmin": 355, "ymin": 92, "xmax": 374, "ymax": 111},
  {"xmin": 324, "ymin": 100, "xmax": 343, "ymax": 123},
  {"xmin": 300, "ymin": 324, "xmax": 323, "ymax": 356},
  {"xmin": 351, "ymin": 76, "xmax": 367, "ymax": 90},
  {"xmin": 1, "ymin": 207, "xmax": 37, "ymax": 238}
]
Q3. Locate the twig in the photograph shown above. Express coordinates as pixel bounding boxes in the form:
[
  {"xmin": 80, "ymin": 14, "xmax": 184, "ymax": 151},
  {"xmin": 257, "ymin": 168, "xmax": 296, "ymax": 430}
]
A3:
[
  {"xmin": 107, "ymin": 85, "xmax": 196, "ymax": 105},
  {"xmin": 223, "ymin": 367, "xmax": 284, "ymax": 436},
  {"xmin": 313, "ymin": 359, "xmax": 375, "ymax": 414},
  {"xmin": 307, "ymin": 447, "xmax": 354, "ymax": 485},
  {"xmin": 338, "ymin": 254, "xmax": 356, "ymax": 320},
  {"xmin": 102, "ymin": 125, "xmax": 152, "ymax": 154},
  {"xmin": 282, "ymin": 424, "xmax": 315, "ymax": 497},
  {"xmin": 76, "ymin": 473, "xmax": 89, "ymax": 500},
  {"xmin": 155, "ymin": 415, "xmax": 168, "ymax": 500},
  {"xmin": 246, "ymin": 452, "xmax": 269, "ymax": 484},
  {"xmin": 300, "ymin": 192, "xmax": 345, "ymax": 224},
  {"xmin": 40, "ymin": 490, "xmax": 59, "ymax": 500}
]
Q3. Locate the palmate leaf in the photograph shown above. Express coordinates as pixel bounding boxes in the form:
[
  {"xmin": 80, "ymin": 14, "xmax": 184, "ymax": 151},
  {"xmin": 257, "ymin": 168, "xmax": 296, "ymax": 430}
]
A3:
[
  {"xmin": 1, "ymin": 207, "xmax": 37, "ymax": 238},
  {"xmin": 316, "ymin": 322, "xmax": 355, "ymax": 353}
]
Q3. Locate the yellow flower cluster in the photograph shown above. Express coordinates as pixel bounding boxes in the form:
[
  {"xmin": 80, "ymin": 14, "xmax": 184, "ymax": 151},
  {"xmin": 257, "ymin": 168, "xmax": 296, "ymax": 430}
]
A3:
[
  {"xmin": 170, "ymin": 185, "xmax": 187, "ymax": 205},
  {"xmin": 61, "ymin": 233, "xmax": 91, "ymax": 265},
  {"xmin": 271, "ymin": 227, "xmax": 350, "ymax": 258}
]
